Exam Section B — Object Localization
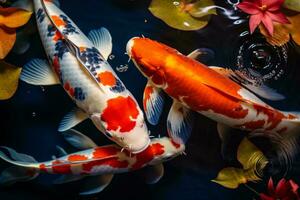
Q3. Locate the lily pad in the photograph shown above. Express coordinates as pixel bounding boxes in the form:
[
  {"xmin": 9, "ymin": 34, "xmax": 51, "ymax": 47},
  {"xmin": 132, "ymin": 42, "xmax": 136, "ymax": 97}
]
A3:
[
  {"xmin": 149, "ymin": 0, "xmax": 216, "ymax": 31},
  {"xmin": 283, "ymin": 0, "xmax": 300, "ymax": 12},
  {"xmin": 212, "ymin": 167, "xmax": 246, "ymax": 189},
  {"xmin": 0, "ymin": 61, "xmax": 21, "ymax": 100},
  {"xmin": 0, "ymin": 7, "xmax": 32, "ymax": 29},
  {"xmin": 0, "ymin": 27, "xmax": 16, "ymax": 59}
]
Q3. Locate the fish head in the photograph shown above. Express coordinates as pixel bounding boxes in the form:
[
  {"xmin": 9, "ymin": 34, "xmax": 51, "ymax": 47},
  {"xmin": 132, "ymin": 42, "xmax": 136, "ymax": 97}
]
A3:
[
  {"xmin": 113, "ymin": 115, "xmax": 151, "ymax": 154},
  {"xmin": 127, "ymin": 37, "xmax": 176, "ymax": 88},
  {"xmin": 149, "ymin": 137, "xmax": 185, "ymax": 165},
  {"xmin": 94, "ymin": 96, "xmax": 151, "ymax": 154}
]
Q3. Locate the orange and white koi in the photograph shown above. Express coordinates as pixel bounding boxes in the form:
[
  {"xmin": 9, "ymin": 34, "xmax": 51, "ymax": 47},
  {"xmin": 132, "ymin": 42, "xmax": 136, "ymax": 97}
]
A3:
[
  {"xmin": 126, "ymin": 37, "xmax": 300, "ymax": 145},
  {"xmin": 20, "ymin": 0, "xmax": 151, "ymax": 153},
  {"xmin": 0, "ymin": 129, "xmax": 184, "ymax": 195}
]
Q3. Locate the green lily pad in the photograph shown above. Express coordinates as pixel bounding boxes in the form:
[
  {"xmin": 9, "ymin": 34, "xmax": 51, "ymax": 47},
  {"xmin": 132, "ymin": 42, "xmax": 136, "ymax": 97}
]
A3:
[
  {"xmin": 189, "ymin": 0, "xmax": 216, "ymax": 18},
  {"xmin": 283, "ymin": 0, "xmax": 300, "ymax": 12},
  {"xmin": 149, "ymin": 0, "xmax": 216, "ymax": 31}
]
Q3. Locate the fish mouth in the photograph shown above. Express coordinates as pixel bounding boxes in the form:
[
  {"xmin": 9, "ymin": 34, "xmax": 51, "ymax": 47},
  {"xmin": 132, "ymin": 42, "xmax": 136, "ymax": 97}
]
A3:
[
  {"xmin": 126, "ymin": 37, "xmax": 139, "ymax": 59},
  {"xmin": 129, "ymin": 137, "xmax": 151, "ymax": 154}
]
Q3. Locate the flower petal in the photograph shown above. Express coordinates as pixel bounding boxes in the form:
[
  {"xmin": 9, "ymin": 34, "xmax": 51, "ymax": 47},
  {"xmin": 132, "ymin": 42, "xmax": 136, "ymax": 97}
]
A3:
[
  {"xmin": 289, "ymin": 180, "xmax": 299, "ymax": 194},
  {"xmin": 237, "ymin": 1, "xmax": 260, "ymax": 14},
  {"xmin": 263, "ymin": 0, "xmax": 285, "ymax": 11},
  {"xmin": 0, "ymin": 27, "xmax": 16, "ymax": 59},
  {"xmin": 276, "ymin": 178, "xmax": 290, "ymax": 198},
  {"xmin": 261, "ymin": 14, "xmax": 274, "ymax": 35},
  {"xmin": 267, "ymin": 11, "xmax": 290, "ymax": 24},
  {"xmin": 259, "ymin": 193, "xmax": 275, "ymax": 200},
  {"xmin": 268, "ymin": 178, "xmax": 275, "ymax": 194},
  {"xmin": 249, "ymin": 13, "xmax": 263, "ymax": 34}
]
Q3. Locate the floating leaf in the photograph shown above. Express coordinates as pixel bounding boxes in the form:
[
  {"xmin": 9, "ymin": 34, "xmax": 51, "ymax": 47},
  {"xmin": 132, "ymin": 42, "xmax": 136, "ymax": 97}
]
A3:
[
  {"xmin": 283, "ymin": 0, "xmax": 300, "ymax": 12},
  {"xmin": 149, "ymin": 0, "xmax": 216, "ymax": 31},
  {"xmin": 212, "ymin": 167, "xmax": 246, "ymax": 189},
  {"xmin": 260, "ymin": 13, "xmax": 300, "ymax": 46},
  {"xmin": 212, "ymin": 138, "xmax": 268, "ymax": 189},
  {"xmin": 0, "ymin": 27, "xmax": 16, "ymax": 59},
  {"xmin": 0, "ymin": 61, "xmax": 21, "ymax": 100},
  {"xmin": 189, "ymin": 0, "xmax": 216, "ymax": 18},
  {"xmin": 0, "ymin": 7, "xmax": 32, "ymax": 29},
  {"xmin": 237, "ymin": 138, "xmax": 268, "ymax": 170}
]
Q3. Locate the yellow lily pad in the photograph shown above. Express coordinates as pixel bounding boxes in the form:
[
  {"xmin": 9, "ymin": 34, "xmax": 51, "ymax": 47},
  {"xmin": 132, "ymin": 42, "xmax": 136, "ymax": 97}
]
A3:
[
  {"xmin": 189, "ymin": 0, "xmax": 216, "ymax": 18},
  {"xmin": 149, "ymin": 0, "xmax": 216, "ymax": 31},
  {"xmin": 212, "ymin": 138, "xmax": 268, "ymax": 189},
  {"xmin": 212, "ymin": 167, "xmax": 246, "ymax": 189},
  {"xmin": 0, "ymin": 7, "xmax": 32, "ymax": 29},
  {"xmin": 0, "ymin": 27, "xmax": 16, "ymax": 59},
  {"xmin": 283, "ymin": 0, "xmax": 300, "ymax": 12},
  {"xmin": 0, "ymin": 61, "xmax": 21, "ymax": 100}
]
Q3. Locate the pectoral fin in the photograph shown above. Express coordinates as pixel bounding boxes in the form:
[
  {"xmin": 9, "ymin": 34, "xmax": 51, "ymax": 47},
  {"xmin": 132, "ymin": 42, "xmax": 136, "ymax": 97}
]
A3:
[
  {"xmin": 142, "ymin": 164, "xmax": 164, "ymax": 184},
  {"xmin": 167, "ymin": 101, "xmax": 194, "ymax": 144},
  {"xmin": 143, "ymin": 81, "xmax": 165, "ymax": 125},
  {"xmin": 88, "ymin": 27, "xmax": 112, "ymax": 60},
  {"xmin": 54, "ymin": 174, "xmax": 86, "ymax": 184},
  {"xmin": 21, "ymin": 59, "xmax": 59, "ymax": 86},
  {"xmin": 62, "ymin": 129, "xmax": 97, "ymax": 150},
  {"xmin": 58, "ymin": 108, "xmax": 89, "ymax": 132},
  {"xmin": 80, "ymin": 174, "xmax": 114, "ymax": 195},
  {"xmin": 209, "ymin": 66, "xmax": 285, "ymax": 101}
]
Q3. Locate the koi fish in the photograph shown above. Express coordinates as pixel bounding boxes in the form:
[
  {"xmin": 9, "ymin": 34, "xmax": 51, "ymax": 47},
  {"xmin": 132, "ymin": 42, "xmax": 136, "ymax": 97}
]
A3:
[
  {"xmin": 0, "ymin": 129, "xmax": 185, "ymax": 195},
  {"xmin": 126, "ymin": 37, "xmax": 300, "ymax": 150},
  {"xmin": 20, "ymin": 0, "xmax": 151, "ymax": 153}
]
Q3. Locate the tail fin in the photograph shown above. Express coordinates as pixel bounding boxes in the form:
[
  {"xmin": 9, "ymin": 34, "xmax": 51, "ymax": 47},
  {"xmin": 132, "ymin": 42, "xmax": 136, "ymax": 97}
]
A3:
[{"xmin": 0, "ymin": 147, "xmax": 39, "ymax": 185}]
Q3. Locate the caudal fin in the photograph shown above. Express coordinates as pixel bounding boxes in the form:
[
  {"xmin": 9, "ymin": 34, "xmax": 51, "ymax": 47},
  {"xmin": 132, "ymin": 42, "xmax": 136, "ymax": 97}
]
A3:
[{"xmin": 0, "ymin": 147, "xmax": 39, "ymax": 185}]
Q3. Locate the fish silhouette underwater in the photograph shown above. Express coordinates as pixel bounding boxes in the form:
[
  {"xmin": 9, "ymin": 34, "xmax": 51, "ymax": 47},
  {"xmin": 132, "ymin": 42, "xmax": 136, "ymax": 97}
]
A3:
[
  {"xmin": 126, "ymin": 37, "xmax": 300, "ymax": 160},
  {"xmin": 20, "ymin": 0, "xmax": 151, "ymax": 153},
  {"xmin": 0, "ymin": 129, "xmax": 185, "ymax": 195}
]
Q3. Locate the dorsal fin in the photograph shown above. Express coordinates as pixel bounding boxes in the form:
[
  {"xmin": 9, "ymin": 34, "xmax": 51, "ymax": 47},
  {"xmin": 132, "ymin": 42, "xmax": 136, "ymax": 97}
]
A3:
[{"xmin": 41, "ymin": 0, "xmax": 107, "ymax": 91}]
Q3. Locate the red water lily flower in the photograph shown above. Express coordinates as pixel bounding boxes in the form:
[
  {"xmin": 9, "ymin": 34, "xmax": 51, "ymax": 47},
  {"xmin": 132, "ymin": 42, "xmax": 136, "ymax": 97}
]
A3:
[
  {"xmin": 260, "ymin": 178, "xmax": 300, "ymax": 200},
  {"xmin": 237, "ymin": 0, "xmax": 290, "ymax": 36}
]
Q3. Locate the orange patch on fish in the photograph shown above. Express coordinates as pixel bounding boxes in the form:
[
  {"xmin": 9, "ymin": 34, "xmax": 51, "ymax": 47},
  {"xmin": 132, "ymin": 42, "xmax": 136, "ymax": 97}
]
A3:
[
  {"xmin": 131, "ymin": 143, "xmax": 164, "ymax": 170},
  {"xmin": 52, "ymin": 160, "xmax": 72, "ymax": 174},
  {"xmin": 52, "ymin": 56, "xmax": 60, "ymax": 76},
  {"xmin": 39, "ymin": 163, "xmax": 47, "ymax": 172},
  {"xmin": 79, "ymin": 47, "xmax": 86, "ymax": 52},
  {"xmin": 51, "ymin": 15, "xmax": 66, "ymax": 27},
  {"xmin": 239, "ymin": 120, "xmax": 265, "ymax": 130},
  {"xmin": 101, "ymin": 96, "xmax": 139, "ymax": 133},
  {"xmin": 170, "ymin": 139, "xmax": 181, "ymax": 149},
  {"xmin": 98, "ymin": 71, "xmax": 116, "ymax": 86},
  {"xmin": 253, "ymin": 105, "xmax": 285, "ymax": 131},
  {"xmin": 93, "ymin": 146, "xmax": 120, "ymax": 159},
  {"xmin": 53, "ymin": 31, "xmax": 63, "ymax": 41},
  {"xmin": 68, "ymin": 154, "xmax": 88, "ymax": 161},
  {"xmin": 143, "ymin": 85, "xmax": 153, "ymax": 112}
]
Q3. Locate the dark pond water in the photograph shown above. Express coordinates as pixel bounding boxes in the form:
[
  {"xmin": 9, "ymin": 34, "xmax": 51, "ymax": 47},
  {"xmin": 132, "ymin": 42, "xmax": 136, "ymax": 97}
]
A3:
[{"xmin": 1, "ymin": 0, "xmax": 300, "ymax": 199}]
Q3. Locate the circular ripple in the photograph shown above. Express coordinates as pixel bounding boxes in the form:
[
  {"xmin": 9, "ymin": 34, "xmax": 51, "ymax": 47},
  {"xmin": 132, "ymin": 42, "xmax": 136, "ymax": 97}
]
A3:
[{"xmin": 236, "ymin": 32, "xmax": 288, "ymax": 85}]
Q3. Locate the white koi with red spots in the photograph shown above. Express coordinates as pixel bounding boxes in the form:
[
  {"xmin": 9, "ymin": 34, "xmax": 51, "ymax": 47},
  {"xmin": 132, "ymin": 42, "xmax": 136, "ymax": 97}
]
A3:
[
  {"xmin": 0, "ymin": 134, "xmax": 184, "ymax": 194},
  {"xmin": 127, "ymin": 37, "xmax": 300, "ymax": 144},
  {"xmin": 21, "ymin": 0, "xmax": 151, "ymax": 153}
]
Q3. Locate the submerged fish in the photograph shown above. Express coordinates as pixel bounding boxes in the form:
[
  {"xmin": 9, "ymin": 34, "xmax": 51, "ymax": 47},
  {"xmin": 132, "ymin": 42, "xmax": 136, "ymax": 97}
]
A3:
[
  {"xmin": 0, "ymin": 129, "xmax": 185, "ymax": 195},
  {"xmin": 126, "ymin": 37, "xmax": 300, "ymax": 147},
  {"xmin": 20, "ymin": 0, "xmax": 151, "ymax": 153}
]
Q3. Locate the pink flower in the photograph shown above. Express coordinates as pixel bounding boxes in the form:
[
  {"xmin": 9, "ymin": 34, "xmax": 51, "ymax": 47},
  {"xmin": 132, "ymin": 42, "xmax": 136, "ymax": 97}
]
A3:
[
  {"xmin": 260, "ymin": 178, "xmax": 300, "ymax": 200},
  {"xmin": 237, "ymin": 0, "xmax": 290, "ymax": 36}
]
